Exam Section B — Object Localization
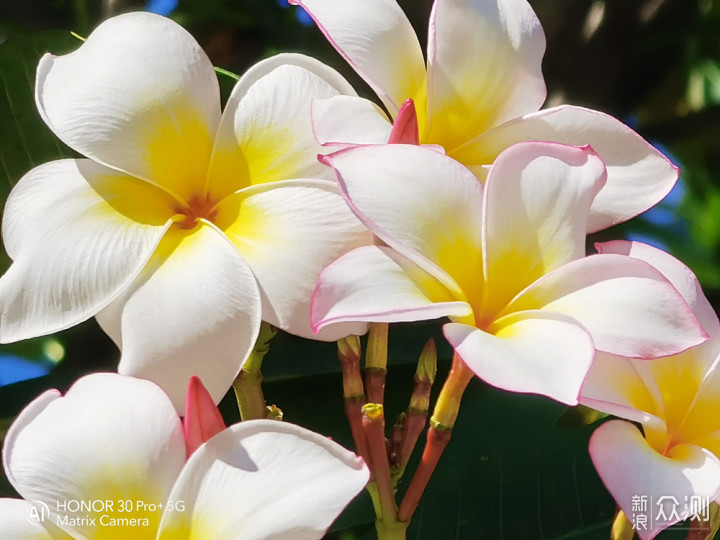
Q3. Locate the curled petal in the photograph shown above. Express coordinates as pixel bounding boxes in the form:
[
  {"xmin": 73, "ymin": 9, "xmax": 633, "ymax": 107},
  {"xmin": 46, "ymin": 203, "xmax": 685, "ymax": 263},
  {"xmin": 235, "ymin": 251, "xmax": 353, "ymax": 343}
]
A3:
[
  {"xmin": 323, "ymin": 144, "xmax": 484, "ymax": 305},
  {"xmin": 312, "ymin": 246, "xmax": 472, "ymax": 333},
  {"xmin": 96, "ymin": 225, "xmax": 262, "ymax": 411},
  {"xmin": 3, "ymin": 374, "xmax": 185, "ymax": 539},
  {"xmin": 36, "ymin": 12, "xmax": 220, "ymax": 202},
  {"xmin": 0, "ymin": 159, "xmax": 173, "ymax": 343},
  {"xmin": 208, "ymin": 53, "xmax": 355, "ymax": 200},
  {"xmin": 157, "ymin": 420, "xmax": 370, "ymax": 539},
  {"xmin": 482, "ymin": 142, "xmax": 606, "ymax": 316},
  {"xmin": 454, "ymin": 106, "xmax": 679, "ymax": 232},
  {"xmin": 590, "ymin": 420, "xmax": 720, "ymax": 540},
  {"xmin": 503, "ymin": 254, "xmax": 707, "ymax": 358},
  {"xmin": 290, "ymin": 0, "xmax": 426, "ymax": 116},
  {"xmin": 445, "ymin": 310, "xmax": 594, "ymax": 405},
  {"xmin": 427, "ymin": 0, "xmax": 546, "ymax": 150}
]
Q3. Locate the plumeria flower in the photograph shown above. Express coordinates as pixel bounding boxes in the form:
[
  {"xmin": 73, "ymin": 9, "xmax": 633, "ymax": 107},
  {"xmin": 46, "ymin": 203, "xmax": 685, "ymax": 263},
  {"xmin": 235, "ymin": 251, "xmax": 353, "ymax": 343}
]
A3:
[
  {"xmin": 292, "ymin": 0, "xmax": 678, "ymax": 233},
  {"xmin": 583, "ymin": 241, "xmax": 720, "ymax": 539},
  {"xmin": 0, "ymin": 12, "xmax": 369, "ymax": 409},
  {"xmin": 311, "ymin": 142, "xmax": 705, "ymax": 404},
  {"xmin": 0, "ymin": 372, "xmax": 370, "ymax": 539}
]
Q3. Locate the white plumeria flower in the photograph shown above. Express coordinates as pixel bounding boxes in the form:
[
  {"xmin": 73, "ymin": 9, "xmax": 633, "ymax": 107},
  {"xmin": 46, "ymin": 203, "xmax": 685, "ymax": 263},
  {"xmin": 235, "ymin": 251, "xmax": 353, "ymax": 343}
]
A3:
[
  {"xmin": 311, "ymin": 143, "xmax": 706, "ymax": 404},
  {"xmin": 582, "ymin": 241, "xmax": 720, "ymax": 539},
  {"xmin": 291, "ymin": 0, "xmax": 678, "ymax": 233},
  {"xmin": 0, "ymin": 373, "xmax": 370, "ymax": 540},
  {"xmin": 0, "ymin": 12, "xmax": 369, "ymax": 409}
]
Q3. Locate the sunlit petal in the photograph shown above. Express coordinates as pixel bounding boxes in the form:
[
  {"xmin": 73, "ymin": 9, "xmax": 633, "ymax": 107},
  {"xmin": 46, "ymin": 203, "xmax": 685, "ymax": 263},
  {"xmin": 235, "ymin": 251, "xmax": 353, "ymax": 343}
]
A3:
[
  {"xmin": 0, "ymin": 159, "xmax": 173, "ymax": 343},
  {"xmin": 312, "ymin": 246, "xmax": 471, "ymax": 333},
  {"xmin": 426, "ymin": 0, "xmax": 546, "ymax": 151},
  {"xmin": 590, "ymin": 420, "xmax": 720, "ymax": 540},
  {"xmin": 454, "ymin": 106, "xmax": 679, "ymax": 232},
  {"xmin": 157, "ymin": 420, "xmax": 369, "ymax": 539},
  {"xmin": 445, "ymin": 310, "xmax": 593, "ymax": 405},
  {"xmin": 36, "ymin": 12, "xmax": 220, "ymax": 202},
  {"xmin": 215, "ymin": 180, "xmax": 370, "ymax": 341},
  {"xmin": 207, "ymin": 53, "xmax": 355, "ymax": 200},
  {"xmin": 96, "ymin": 225, "xmax": 261, "ymax": 411},
  {"xmin": 482, "ymin": 142, "xmax": 606, "ymax": 317},
  {"xmin": 290, "ymin": 0, "xmax": 426, "ymax": 116},
  {"xmin": 3, "ymin": 374, "xmax": 185, "ymax": 540},
  {"xmin": 504, "ymin": 254, "xmax": 706, "ymax": 358},
  {"xmin": 311, "ymin": 95, "xmax": 391, "ymax": 146}
]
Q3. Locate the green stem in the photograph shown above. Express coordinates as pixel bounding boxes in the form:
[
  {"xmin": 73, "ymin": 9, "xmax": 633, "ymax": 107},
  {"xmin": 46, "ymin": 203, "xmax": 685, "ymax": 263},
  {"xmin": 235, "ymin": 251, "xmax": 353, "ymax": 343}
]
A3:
[{"xmin": 232, "ymin": 323, "xmax": 277, "ymax": 421}]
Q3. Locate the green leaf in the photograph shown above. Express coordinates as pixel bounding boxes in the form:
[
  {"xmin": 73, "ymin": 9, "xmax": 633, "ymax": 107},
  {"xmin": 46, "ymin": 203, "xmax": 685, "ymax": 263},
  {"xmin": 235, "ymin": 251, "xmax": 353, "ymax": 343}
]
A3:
[{"xmin": 0, "ymin": 31, "xmax": 79, "ymax": 189}]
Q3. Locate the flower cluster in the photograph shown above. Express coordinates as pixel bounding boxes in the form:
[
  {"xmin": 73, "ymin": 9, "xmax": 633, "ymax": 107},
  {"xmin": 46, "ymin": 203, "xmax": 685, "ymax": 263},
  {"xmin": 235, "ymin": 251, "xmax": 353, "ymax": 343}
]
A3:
[{"xmin": 0, "ymin": 1, "xmax": 716, "ymax": 539}]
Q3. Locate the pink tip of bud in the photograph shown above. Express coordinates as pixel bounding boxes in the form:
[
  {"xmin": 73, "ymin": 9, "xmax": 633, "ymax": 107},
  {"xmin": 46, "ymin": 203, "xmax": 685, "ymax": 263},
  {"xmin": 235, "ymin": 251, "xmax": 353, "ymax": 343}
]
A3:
[
  {"xmin": 387, "ymin": 98, "xmax": 420, "ymax": 145},
  {"xmin": 183, "ymin": 376, "xmax": 227, "ymax": 458}
]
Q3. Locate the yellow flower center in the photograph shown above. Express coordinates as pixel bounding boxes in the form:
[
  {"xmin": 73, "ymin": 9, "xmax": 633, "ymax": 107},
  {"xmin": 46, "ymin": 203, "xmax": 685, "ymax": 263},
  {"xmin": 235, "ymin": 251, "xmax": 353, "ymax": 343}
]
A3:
[{"xmin": 174, "ymin": 194, "xmax": 219, "ymax": 229}]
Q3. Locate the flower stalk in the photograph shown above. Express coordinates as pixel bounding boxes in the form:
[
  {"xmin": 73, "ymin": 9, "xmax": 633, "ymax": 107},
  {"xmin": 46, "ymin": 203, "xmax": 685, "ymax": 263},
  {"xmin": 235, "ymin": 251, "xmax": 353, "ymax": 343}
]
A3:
[
  {"xmin": 337, "ymin": 336, "xmax": 371, "ymax": 465},
  {"xmin": 365, "ymin": 322, "xmax": 389, "ymax": 405},
  {"xmin": 233, "ymin": 322, "xmax": 277, "ymax": 421},
  {"xmin": 397, "ymin": 351, "xmax": 472, "ymax": 522},
  {"xmin": 363, "ymin": 403, "xmax": 406, "ymax": 539}
]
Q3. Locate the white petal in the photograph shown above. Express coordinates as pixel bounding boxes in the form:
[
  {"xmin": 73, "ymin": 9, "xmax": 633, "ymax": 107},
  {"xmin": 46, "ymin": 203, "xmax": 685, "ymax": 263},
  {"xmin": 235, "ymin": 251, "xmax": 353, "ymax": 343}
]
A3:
[
  {"xmin": 503, "ymin": 254, "xmax": 707, "ymax": 358},
  {"xmin": 444, "ymin": 311, "xmax": 594, "ymax": 405},
  {"xmin": 482, "ymin": 142, "xmax": 606, "ymax": 316},
  {"xmin": 323, "ymin": 144, "xmax": 484, "ymax": 306},
  {"xmin": 580, "ymin": 351, "xmax": 669, "ymax": 450},
  {"xmin": 157, "ymin": 420, "xmax": 369, "ymax": 539},
  {"xmin": 597, "ymin": 241, "xmax": 720, "ymax": 345},
  {"xmin": 0, "ymin": 159, "xmax": 173, "ymax": 343},
  {"xmin": 454, "ymin": 106, "xmax": 679, "ymax": 232},
  {"xmin": 214, "ymin": 180, "xmax": 370, "ymax": 341},
  {"xmin": 97, "ymin": 224, "xmax": 262, "ymax": 412},
  {"xmin": 311, "ymin": 95, "xmax": 391, "ymax": 146},
  {"xmin": 36, "ymin": 12, "xmax": 220, "ymax": 202},
  {"xmin": 207, "ymin": 53, "xmax": 355, "ymax": 200},
  {"xmin": 426, "ymin": 0, "xmax": 546, "ymax": 151},
  {"xmin": 312, "ymin": 246, "xmax": 472, "ymax": 333},
  {"xmin": 3, "ymin": 373, "xmax": 185, "ymax": 539},
  {"xmin": 0, "ymin": 499, "xmax": 70, "ymax": 540},
  {"xmin": 590, "ymin": 420, "xmax": 720, "ymax": 540},
  {"xmin": 290, "ymin": 0, "xmax": 426, "ymax": 116}
]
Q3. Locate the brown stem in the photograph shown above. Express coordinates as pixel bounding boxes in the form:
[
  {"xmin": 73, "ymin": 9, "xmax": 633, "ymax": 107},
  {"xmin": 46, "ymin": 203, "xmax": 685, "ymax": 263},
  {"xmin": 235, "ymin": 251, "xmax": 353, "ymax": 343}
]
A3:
[
  {"xmin": 396, "ymin": 352, "xmax": 473, "ymax": 522},
  {"xmin": 345, "ymin": 398, "xmax": 371, "ymax": 467},
  {"xmin": 366, "ymin": 367, "xmax": 387, "ymax": 406},
  {"xmin": 363, "ymin": 404, "xmax": 398, "ymax": 524},
  {"xmin": 397, "ymin": 425, "xmax": 451, "ymax": 522}
]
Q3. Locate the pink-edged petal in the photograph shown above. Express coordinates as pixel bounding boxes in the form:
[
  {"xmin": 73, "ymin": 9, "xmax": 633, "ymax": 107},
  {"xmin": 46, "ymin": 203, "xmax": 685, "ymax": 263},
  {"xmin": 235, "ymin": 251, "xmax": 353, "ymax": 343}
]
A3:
[
  {"xmin": 3, "ymin": 373, "xmax": 185, "ymax": 539},
  {"xmin": 214, "ymin": 180, "xmax": 370, "ymax": 341},
  {"xmin": 0, "ymin": 159, "xmax": 174, "ymax": 343},
  {"xmin": 597, "ymin": 241, "xmax": 720, "ymax": 344},
  {"xmin": 503, "ymin": 254, "xmax": 707, "ymax": 358},
  {"xmin": 323, "ymin": 144, "xmax": 484, "ymax": 305},
  {"xmin": 183, "ymin": 376, "xmax": 227, "ymax": 458},
  {"xmin": 312, "ymin": 246, "xmax": 472, "ymax": 333},
  {"xmin": 0, "ymin": 499, "xmax": 70, "ymax": 539},
  {"xmin": 95, "ymin": 224, "xmax": 262, "ymax": 412},
  {"xmin": 590, "ymin": 420, "xmax": 720, "ymax": 540},
  {"xmin": 312, "ymin": 95, "xmax": 391, "ymax": 146},
  {"xmin": 426, "ymin": 0, "xmax": 546, "ymax": 151},
  {"xmin": 157, "ymin": 420, "xmax": 369, "ymax": 539},
  {"xmin": 290, "ymin": 0, "xmax": 426, "ymax": 116},
  {"xmin": 453, "ymin": 106, "xmax": 679, "ymax": 232},
  {"xmin": 482, "ymin": 142, "xmax": 606, "ymax": 317},
  {"xmin": 207, "ymin": 53, "xmax": 356, "ymax": 200},
  {"xmin": 580, "ymin": 351, "xmax": 669, "ymax": 451},
  {"xmin": 36, "ymin": 12, "xmax": 220, "ymax": 202},
  {"xmin": 444, "ymin": 310, "xmax": 594, "ymax": 405}
]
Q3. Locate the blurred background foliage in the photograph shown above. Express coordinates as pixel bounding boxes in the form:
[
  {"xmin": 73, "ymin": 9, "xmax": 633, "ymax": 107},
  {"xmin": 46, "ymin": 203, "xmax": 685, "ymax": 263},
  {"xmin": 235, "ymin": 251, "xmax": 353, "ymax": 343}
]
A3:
[{"xmin": 0, "ymin": 0, "xmax": 718, "ymax": 538}]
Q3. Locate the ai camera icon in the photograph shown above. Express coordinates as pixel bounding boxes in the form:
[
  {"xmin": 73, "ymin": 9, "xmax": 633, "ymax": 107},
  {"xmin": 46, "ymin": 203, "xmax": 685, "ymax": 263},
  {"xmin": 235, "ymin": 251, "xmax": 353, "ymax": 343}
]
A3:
[{"xmin": 25, "ymin": 500, "xmax": 50, "ymax": 525}]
